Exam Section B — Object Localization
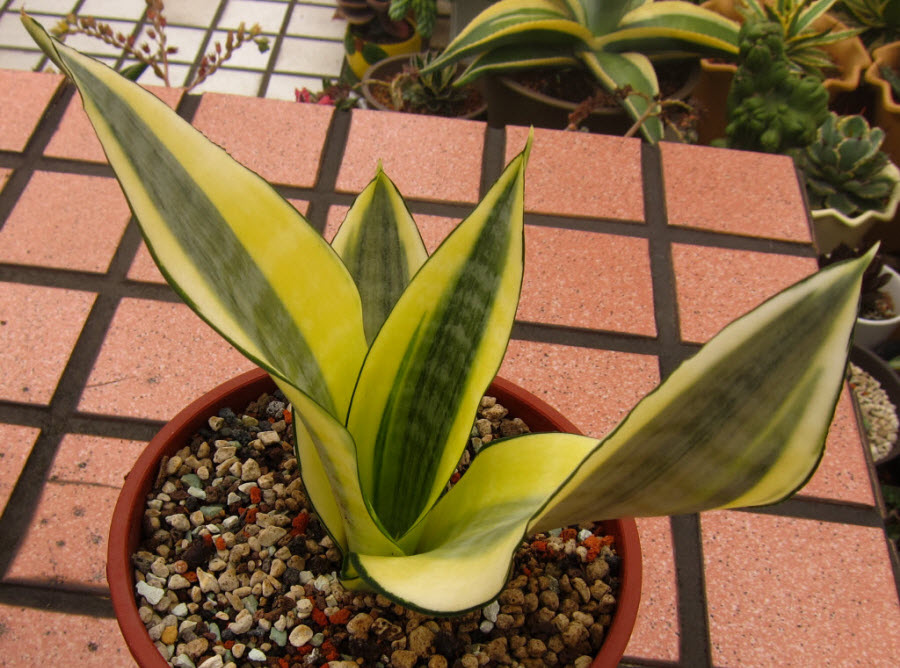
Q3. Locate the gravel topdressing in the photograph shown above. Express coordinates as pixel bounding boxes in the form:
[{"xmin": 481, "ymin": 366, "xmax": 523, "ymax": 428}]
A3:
[
  {"xmin": 131, "ymin": 390, "xmax": 621, "ymax": 668},
  {"xmin": 849, "ymin": 363, "xmax": 899, "ymax": 462}
]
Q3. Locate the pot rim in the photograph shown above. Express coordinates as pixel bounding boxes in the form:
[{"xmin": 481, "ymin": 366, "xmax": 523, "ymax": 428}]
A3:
[{"xmin": 107, "ymin": 368, "xmax": 642, "ymax": 668}]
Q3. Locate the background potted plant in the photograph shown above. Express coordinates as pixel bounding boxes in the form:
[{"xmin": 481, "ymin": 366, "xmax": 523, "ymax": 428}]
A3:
[
  {"xmin": 694, "ymin": 0, "xmax": 869, "ymax": 142},
  {"xmin": 822, "ymin": 244, "xmax": 900, "ymax": 347},
  {"xmin": 337, "ymin": 0, "xmax": 424, "ymax": 79},
  {"xmin": 22, "ymin": 12, "xmax": 875, "ymax": 667},
  {"xmin": 360, "ymin": 50, "xmax": 486, "ymax": 118},
  {"xmin": 718, "ymin": 19, "xmax": 831, "ymax": 151},
  {"xmin": 865, "ymin": 41, "xmax": 900, "ymax": 177},
  {"xmin": 793, "ymin": 112, "xmax": 900, "ymax": 252},
  {"xmin": 421, "ymin": 0, "xmax": 741, "ymax": 142}
]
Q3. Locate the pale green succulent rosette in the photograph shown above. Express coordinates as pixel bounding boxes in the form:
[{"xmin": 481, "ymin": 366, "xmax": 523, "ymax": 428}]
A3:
[
  {"xmin": 423, "ymin": 0, "xmax": 741, "ymax": 142},
  {"xmin": 22, "ymin": 13, "xmax": 872, "ymax": 616}
]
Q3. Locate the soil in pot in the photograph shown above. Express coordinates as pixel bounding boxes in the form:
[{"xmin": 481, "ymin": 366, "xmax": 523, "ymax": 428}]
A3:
[
  {"xmin": 132, "ymin": 389, "xmax": 623, "ymax": 667},
  {"xmin": 512, "ymin": 61, "xmax": 695, "ymax": 109},
  {"xmin": 488, "ymin": 60, "xmax": 699, "ymax": 136},
  {"xmin": 861, "ymin": 288, "xmax": 898, "ymax": 320}
]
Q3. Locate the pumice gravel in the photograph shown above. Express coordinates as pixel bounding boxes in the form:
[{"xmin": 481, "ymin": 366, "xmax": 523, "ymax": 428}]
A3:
[
  {"xmin": 849, "ymin": 363, "xmax": 899, "ymax": 462},
  {"xmin": 132, "ymin": 390, "xmax": 620, "ymax": 668}
]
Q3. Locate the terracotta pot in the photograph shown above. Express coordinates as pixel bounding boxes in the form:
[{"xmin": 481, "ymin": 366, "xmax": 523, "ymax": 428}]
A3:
[
  {"xmin": 694, "ymin": 0, "xmax": 871, "ymax": 144},
  {"xmin": 811, "ymin": 162, "xmax": 900, "ymax": 254},
  {"xmin": 484, "ymin": 62, "xmax": 700, "ymax": 135},
  {"xmin": 360, "ymin": 52, "xmax": 487, "ymax": 119},
  {"xmin": 108, "ymin": 368, "xmax": 642, "ymax": 667},
  {"xmin": 344, "ymin": 18, "xmax": 423, "ymax": 80},
  {"xmin": 867, "ymin": 42, "xmax": 900, "ymax": 174}
]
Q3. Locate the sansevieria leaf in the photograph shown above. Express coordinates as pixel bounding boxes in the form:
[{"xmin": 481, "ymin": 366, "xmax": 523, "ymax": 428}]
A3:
[
  {"xmin": 351, "ymin": 249, "xmax": 871, "ymax": 613},
  {"xmin": 348, "ymin": 141, "xmax": 530, "ymax": 541},
  {"xmin": 21, "ymin": 14, "xmax": 367, "ymax": 422},
  {"xmin": 332, "ymin": 166, "xmax": 428, "ymax": 344}
]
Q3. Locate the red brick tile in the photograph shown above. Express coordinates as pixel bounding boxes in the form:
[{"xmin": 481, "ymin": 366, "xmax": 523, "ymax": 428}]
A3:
[
  {"xmin": 799, "ymin": 388, "xmax": 875, "ymax": 506},
  {"xmin": 78, "ymin": 298, "xmax": 255, "ymax": 421},
  {"xmin": 671, "ymin": 244, "xmax": 817, "ymax": 343},
  {"xmin": 499, "ymin": 339, "xmax": 660, "ymax": 439},
  {"xmin": 0, "ymin": 424, "xmax": 40, "ymax": 515},
  {"xmin": 0, "ymin": 604, "xmax": 132, "ymax": 666},
  {"xmin": 336, "ymin": 109, "xmax": 484, "ymax": 203},
  {"xmin": 44, "ymin": 86, "xmax": 183, "ymax": 162},
  {"xmin": 4, "ymin": 482, "xmax": 119, "ymax": 589},
  {"xmin": 127, "ymin": 199, "xmax": 310, "ymax": 283},
  {"xmin": 0, "ymin": 282, "xmax": 96, "ymax": 405},
  {"xmin": 324, "ymin": 204, "xmax": 460, "ymax": 256},
  {"xmin": 0, "ymin": 70, "xmax": 64, "ymax": 152},
  {"xmin": 518, "ymin": 227, "xmax": 655, "ymax": 336},
  {"xmin": 48, "ymin": 433, "xmax": 147, "ymax": 488},
  {"xmin": 661, "ymin": 142, "xmax": 811, "ymax": 242},
  {"xmin": 0, "ymin": 171, "xmax": 131, "ymax": 272},
  {"xmin": 702, "ymin": 511, "xmax": 900, "ymax": 666},
  {"xmin": 192, "ymin": 92, "xmax": 332, "ymax": 186},
  {"xmin": 624, "ymin": 516, "xmax": 680, "ymax": 663},
  {"xmin": 505, "ymin": 126, "xmax": 644, "ymax": 222}
]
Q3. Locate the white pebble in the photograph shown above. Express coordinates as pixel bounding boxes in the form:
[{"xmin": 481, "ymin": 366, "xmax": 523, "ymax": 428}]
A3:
[
  {"xmin": 289, "ymin": 624, "xmax": 313, "ymax": 647},
  {"xmin": 258, "ymin": 431, "xmax": 281, "ymax": 445},
  {"xmin": 247, "ymin": 648, "xmax": 266, "ymax": 662},
  {"xmin": 482, "ymin": 600, "xmax": 500, "ymax": 623},
  {"xmin": 136, "ymin": 580, "xmax": 165, "ymax": 605}
]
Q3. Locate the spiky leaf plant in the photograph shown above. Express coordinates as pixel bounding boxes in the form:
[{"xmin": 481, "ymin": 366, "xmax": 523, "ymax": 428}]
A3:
[
  {"xmin": 381, "ymin": 51, "xmax": 473, "ymax": 115},
  {"xmin": 795, "ymin": 112, "xmax": 900, "ymax": 216},
  {"xmin": 738, "ymin": 0, "xmax": 862, "ymax": 78},
  {"xmin": 421, "ymin": 0, "xmax": 741, "ymax": 143},
  {"xmin": 22, "ymin": 13, "xmax": 873, "ymax": 615}
]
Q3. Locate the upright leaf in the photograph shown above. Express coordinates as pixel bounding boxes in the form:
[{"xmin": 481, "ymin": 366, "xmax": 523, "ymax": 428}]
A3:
[
  {"xmin": 347, "ymin": 138, "xmax": 531, "ymax": 540},
  {"xmin": 332, "ymin": 166, "xmax": 428, "ymax": 345}
]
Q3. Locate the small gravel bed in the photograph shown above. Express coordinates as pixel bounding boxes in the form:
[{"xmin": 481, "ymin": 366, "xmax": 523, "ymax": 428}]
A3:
[
  {"xmin": 848, "ymin": 363, "xmax": 899, "ymax": 462},
  {"xmin": 132, "ymin": 390, "xmax": 621, "ymax": 668}
]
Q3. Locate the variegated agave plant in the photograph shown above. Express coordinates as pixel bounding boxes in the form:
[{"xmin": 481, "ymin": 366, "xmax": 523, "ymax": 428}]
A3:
[
  {"xmin": 422, "ymin": 0, "xmax": 741, "ymax": 143},
  {"xmin": 24, "ymin": 14, "xmax": 872, "ymax": 616}
]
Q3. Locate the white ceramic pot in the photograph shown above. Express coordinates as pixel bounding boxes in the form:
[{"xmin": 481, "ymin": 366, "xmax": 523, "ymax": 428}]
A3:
[
  {"xmin": 810, "ymin": 163, "xmax": 900, "ymax": 255},
  {"xmin": 855, "ymin": 264, "xmax": 900, "ymax": 349}
]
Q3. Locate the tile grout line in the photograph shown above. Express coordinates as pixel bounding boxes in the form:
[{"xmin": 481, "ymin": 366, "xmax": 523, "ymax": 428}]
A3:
[
  {"xmin": 641, "ymin": 142, "xmax": 712, "ymax": 668},
  {"xmin": 0, "ymin": 81, "xmax": 216, "ymax": 612},
  {"xmin": 258, "ymin": 0, "xmax": 299, "ymax": 97},
  {"xmin": 304, "ymin": 107, "xmax": 353, "ymax": 233},
  {"xmin": 0, "ymin": 83, "xmax": 73, "ymax": 231},
  {"xmin": 0, "ymin": 581, "xmax": 113, "ymax": 617}
]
